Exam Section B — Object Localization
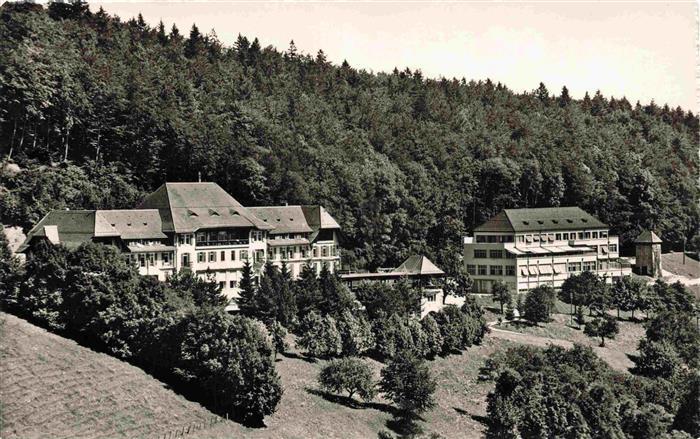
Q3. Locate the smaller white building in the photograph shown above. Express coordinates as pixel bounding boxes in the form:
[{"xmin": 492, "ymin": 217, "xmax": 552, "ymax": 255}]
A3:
[{"xmin": 464, "ymin": 207, "xmax": 631, "ymax": 294}]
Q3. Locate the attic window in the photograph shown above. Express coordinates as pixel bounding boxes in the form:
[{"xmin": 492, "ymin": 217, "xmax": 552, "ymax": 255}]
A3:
[
  {"xmin": 581, "ymin": 218, "xmax": 588, "ymax": 223},
  {"xmin": 208, "ymin": 209, "xmax": 220, "ymax": 217},
  {"xmin": 127, "ymin": 223, "xmax": 132, "ymax": 226},
  {"xmin": 289, "ymin": 218, "xmax": 294, "ymax": 221},
  {"xmin": 537, "ymin": 220, "xmax": 544, "ymax": 225},
  {"xmin": 522, "ymin": 221, "xmax": 529, "ymax": 225},
  {"xmin": 276, "ymin": 218, "xmax": 281, "ymax": 222},
  {"xmin": 110, "ymin": 224, "xmax": 115, "ymax": 227},
  {"xmin": 187, "ymin": 209, "xmax": 198, "ymax": 217},
  {"xmin": 263, "ymin": 219, "xmax": 268, "ymax": 222},
  {"xmin": 552, "ymin": 220, "xmax": 559, "ymax": 224},
  {"xmin": 566, "ymin": 219, "xmax": 573, "ymax": 223},
  {"xmin": 143, "ymin": 222, "xmax": 148, "ymax": 226}
]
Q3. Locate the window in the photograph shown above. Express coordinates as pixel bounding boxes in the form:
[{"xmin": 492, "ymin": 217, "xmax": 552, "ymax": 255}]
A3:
[
  {"xmin": 568, "ymin": 262, "xmax": 581, "ymax": 272},
  {"xmin": 555, "ymin": 233, "xmax": 562, "ymax": 240},
  {"xmin": 503, "ymin": 235, "xmax": 514, "ymax": 243},
  {"xmin": 229, "ymin": 280, "xmax": 237, "ymax": 288},
  {"xmin": 490, "ymin": 265, "xmax": 503, "ymax": 276},
  {"xmin": 147, "ymin": 253, "xmax": 155, "ymax": 266},
  {"xmin": 584, "ymin": 231, "xmax": 591, "ymax": 239},
  {"xmin": 197, "ymin": 252, "xmax": 205, "ymax": 263},
  {"xmin": 487, "ymin": 235, "xmax": 497, "ymax": 243},
  {"xmin": 517, "ymin": 236, "xmax": 524, "ymax": 243},
  {"xmin": 230, "ymin": 250, "xmax": 236, "ymax": 260},
  {"xmin": 197, "ymin": 232, "xmax": 206, "ymax": 244},
  {"xmin": 467, "ymin": 264, "xmax": 476, "ymax": 275},
  {"xmin": 600, "ymin": 231, "xmax": 608, "ymax": 238},
  {"xmin": 477, "ymin": 265, "xmax": 488, "ymax": 275},
  {"xmin": 525, "ymin": 235, "xmax": 533, "ymax": 243},
  {"xmin": 331, "ymin": 245, "xmax": 337, "ymax": 257},
  {"xmin": 313, "ymin": 247, "xmax": 318, "ymax": 258},
  {"xmin": 592, "ymin": 231, "xmax": 598, "ymax": 239},
  {"xmin": 563, "ymin": 232, "xmax": 569, "ymax": 240},
  {"xmin": 182, "ymin": 253, "xmax": 190, "ymax": 267},
  {"xmin": 218, "ymin": 281, "xmax": 225, "ymax": 289},
  {"xmin": 533, "ymin": 235, "xmax": 540, "ymax": 242},
  {"xmin": 255, "ymin": 250, "xmax": 265, "ymax": 262},
  {"xmin": 322, "ymin": 247, "xmax": 328, "ymax": 257},
  {"xmin": 162, "ymin": 252, "xmax": 170, "ymax": 265},
  {"xmin": 426, "ymin": 294, "xmax": 436, "ymax": 302},
  {"xmin": 208, "ymin": 251, "xmax": 216, "ymax": 262},
  {"xmin": 241, "ymin": 250, "xmax": 248, "ymax": 261},
  {"xmin": 139, "ymin": 254, "xmax": 146, "ymax": 267},
  {"xmin": 489, "ymin": 250, "xmax": 503, "ymax": 259},
  {"xmin": 608, "ymin": 244, "xmax": 618, "ymax": 253},
  {"xmin": 583, "ymin": 261, "xmax": 596, "ymax": 272},
  {"xmin": 505, "ymin": 265, "xmax": 516, "ymax": 276},
  {"xmin": 577, "ymin": 232, "xmax": 584, "ymax": 239},
  {"xmin": 505, "ymin": 251, "xmax": 516, "ymax": 259},
  {"xmin": 476, "ymin": 235, "xmax": 486, "ymax": 243},
  {"xmin": 474, "ymin": 249, "xmax": 487, "ymax": 259},
  {"xmin": 220, "ymin": 251, "xmax": 226, "ymax": 261}
]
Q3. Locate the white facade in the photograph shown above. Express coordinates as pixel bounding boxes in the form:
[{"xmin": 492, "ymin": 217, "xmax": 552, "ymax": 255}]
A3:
[{"xmin": 464, "ymin": 208, "xmax": 631, "ymax": 293}]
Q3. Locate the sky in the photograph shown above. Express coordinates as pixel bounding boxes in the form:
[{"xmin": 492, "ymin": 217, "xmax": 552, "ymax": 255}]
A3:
[{"xmin": 93, "ymin": 2, "xmax": 699, "ymax": 112}]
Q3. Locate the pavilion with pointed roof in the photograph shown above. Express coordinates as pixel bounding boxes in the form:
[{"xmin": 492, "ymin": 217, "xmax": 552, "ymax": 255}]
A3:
[{"xmin": 634, "ymin": 230, "xmax": 663, "ymax": 277}]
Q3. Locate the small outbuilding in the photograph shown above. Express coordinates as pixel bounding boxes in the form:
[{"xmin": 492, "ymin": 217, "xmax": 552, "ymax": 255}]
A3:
[{"xmin": 633, "ymin": 230, "xmax": 663, "ymax": 277}]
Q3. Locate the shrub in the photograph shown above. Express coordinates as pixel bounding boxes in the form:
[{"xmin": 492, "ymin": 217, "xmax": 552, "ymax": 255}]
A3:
[
  {"xmin": 174, "ymin": 308, "xmax": 283, "ymax": 422},
  {"xmin": 583, "ymin": 314, "xmax": 619, "ymax": 347},
  {"xmin": 318, "ymin": 357, "xmax": 377, "ymax": 402},
  {"xmin": 421, "ymin": 314, "xmax": 443, "ymax": 359},
  {"xmin": 336, "ymin": 309, "xmax": 374, "ymax": 356},
  {"xmin": 634, "ymin": 339, "xmax": 681, "ymax": 379},
  {"xmin": 522, "ymin": 285, "xmax": 556, "ymax": 325},
  {"xmin": 296, "ymin": 311, "xmax": 342, "ymax": 358},
  {"xmin": 379, "ymin": 350, "xmax": 436, "ymax": 415}
]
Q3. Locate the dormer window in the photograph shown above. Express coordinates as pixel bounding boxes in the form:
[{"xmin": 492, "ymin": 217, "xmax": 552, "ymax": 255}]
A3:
[
  {"xmin": 209, "ymin": 209, "xmax": 220, "ymax": 216},
  {"xmin": 566, "ymin": 219, "xmax": 573, "ymax": 223},
  {"xmin": 188, "ymin": 209, "xmax": 197, "ymax": 217},
  {"xmin": 522, "ymin": 221, "xmax": 529, "ymax": 225},
  {"xmin": 581, "ymin": 218, "xmax": 588, "ymax": 223},
  {"xmin": 552, "ymin": 219, "xmax": 559, "ymax": 224},
  {"xmin": 143, "ymin": 222, "xmax": 148, "ymax": 226},
  {"xmin": 127, "ymin": 223, "xmax": 132, "ymax": 227},
  {"xmin": 537, "ymin": 220, "xmax": 544, "ymax": 225}
]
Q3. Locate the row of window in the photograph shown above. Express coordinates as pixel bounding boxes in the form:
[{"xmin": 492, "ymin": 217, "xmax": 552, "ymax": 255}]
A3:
[
  {"xmin": 469, "ymin": 260, "xmax": 617, "ymax": 277},
  {"xmin": 467, "ymin": 264, "xmax": 517, "ymax": 276},
  {"xmin": 472, "ymin": 249, "xmax": 517, "ymax": 259},
  {"xmin": 516, "ymin": 230, "xmax": 609, "ymax": 244},
  {"xmin": 195, "ymin": 249, "xmax": 265, "ymax": 263},
  {"xmin": 475, "ymin": 235, "xmax": 515, "ymax": 243},
  {"xmin": 126, "ymin": 252, "xmax": 172, "ymax": 267}
]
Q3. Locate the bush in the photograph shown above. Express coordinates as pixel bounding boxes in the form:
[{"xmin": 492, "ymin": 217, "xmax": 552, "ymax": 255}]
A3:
[
  {"xmin": 174, "ymin": 308, "xmax": 283, "ymax": 422},
  {"xmin": 421, "ymin": 314, "xmax": 443, "ymax": 359},
  {"xmin": 522, "ymin": 285, "xmax": 556, "ymax": 324},
  {"xmin": 318, "ymin": 357, "xmax": 377, "ymax": 402},
  {"xmin": 379, "ymin": 350, "xmax": 436, "ymax": 415},
  {"xmin": 296, "ymin": 311, "xmax": 342, "ymax": 358},
  {"xmin": 336, "ymin": 309, "xmax": 374, "ymax": 356},
  {"xmin": 634, "ymin": 340, "xmax": 681, "ymax": 379},
  {"xmin": 434, "ymin": 304, "xmax": 484, "ymax": 354}
]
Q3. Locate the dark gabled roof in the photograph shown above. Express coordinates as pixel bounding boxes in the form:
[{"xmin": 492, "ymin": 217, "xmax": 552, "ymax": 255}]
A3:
[
  {"xmin": 475, "ymin": 207, "xmax": 607, "ymax": 233},
  {"xmin": 97, "ymin": 210, "xmax": 167, "ymax": 240},
  {"xmin": 249, "ymin": 205, "xmax": 341, "ymax": 235},
  {"xmin": 137, "ymin": 182, "xmax": 272, "ymax": 233},
  {"xmin": 248, "ymin": 206, "xmax": 314, "ymax": 234},
  {"xmin": 18, "ymin": 210, "xmax": 97, "ymax": 252},
  {"xmin": 634, "ymin": 230, "xmax": 663, "ymax": 244}
]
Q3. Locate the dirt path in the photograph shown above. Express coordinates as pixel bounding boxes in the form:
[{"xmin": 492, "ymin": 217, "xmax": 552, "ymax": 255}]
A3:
[{"xmin": 485, "ymin": 322, "xmax": 635, "ymax": 372}]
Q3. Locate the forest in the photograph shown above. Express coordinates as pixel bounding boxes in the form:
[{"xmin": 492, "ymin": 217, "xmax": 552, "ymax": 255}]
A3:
[{"xmin": 1, "ymin": 2, "xmax": 698, "ymax": 273}]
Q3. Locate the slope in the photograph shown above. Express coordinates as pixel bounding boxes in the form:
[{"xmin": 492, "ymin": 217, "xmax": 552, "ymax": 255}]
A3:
[{"xmin": 0, "ymin": 312, "xmax": 229, "ymax": 439}]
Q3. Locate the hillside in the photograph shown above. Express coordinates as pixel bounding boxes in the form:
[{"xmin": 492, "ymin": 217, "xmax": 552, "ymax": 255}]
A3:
[
  {"xmin": 1, "ymin": 2, "xmax": 699, "ymax": 274},
  {"xmin": 0, "ymin": 312, "xmax": 231, "ymax": 439}
]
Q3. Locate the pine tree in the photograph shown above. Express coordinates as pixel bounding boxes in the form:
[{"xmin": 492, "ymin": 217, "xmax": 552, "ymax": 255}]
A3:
[
  {"xmin": 238, "ymin": 260, "xmax": 257, "ymax": 317},
  {"xmin": 559, "ymin": 85, "xmax": 571, "ymax": 108}
]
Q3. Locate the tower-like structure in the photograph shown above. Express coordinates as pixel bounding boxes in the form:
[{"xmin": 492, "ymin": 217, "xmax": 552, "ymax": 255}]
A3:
[{"xmin": 634, "ymin": 230, "xmax": 663, "ymax": 277}]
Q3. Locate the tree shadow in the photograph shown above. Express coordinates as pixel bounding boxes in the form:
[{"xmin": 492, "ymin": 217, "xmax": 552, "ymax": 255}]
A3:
[
  {"xmin": 281, "ymin": 351, "xmax": 317, "ymax": 363},
  {"xmin": 470, "ymin": 414, "xmax": 491, "ymax": 428},
  {"xmin": 306, "ymin": 388, "xmax": 399, "ymax": 416},
  {"xmin": 385, "ymin": 412, "xmax": 427, "ymax": 437}
]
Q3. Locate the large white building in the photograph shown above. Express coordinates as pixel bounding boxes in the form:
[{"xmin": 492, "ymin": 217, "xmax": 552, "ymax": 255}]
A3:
[
  {"xmin": 464, "ymin": 207, "xmax": 631, "ymax": 293},
  {"xmin": 18, "ymin": 182, "xmax": 341, "ymax": 309}
]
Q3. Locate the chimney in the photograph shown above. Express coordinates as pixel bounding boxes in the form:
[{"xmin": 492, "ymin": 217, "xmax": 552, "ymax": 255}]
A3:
[{"xmin": 198, "ymin": 171, "xmax": 202, "ymax": 183}]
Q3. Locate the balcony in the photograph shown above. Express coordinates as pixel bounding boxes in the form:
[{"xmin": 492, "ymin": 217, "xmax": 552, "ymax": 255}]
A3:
[{"xmin": 195, "ymin": 238, "xmax": 249, "ymax": 248}]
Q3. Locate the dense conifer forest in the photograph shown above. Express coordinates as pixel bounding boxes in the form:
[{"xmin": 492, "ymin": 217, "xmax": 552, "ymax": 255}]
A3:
[{"xmin": 1, "ymin": 2, "xmax": 698, "ymax": 272}]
